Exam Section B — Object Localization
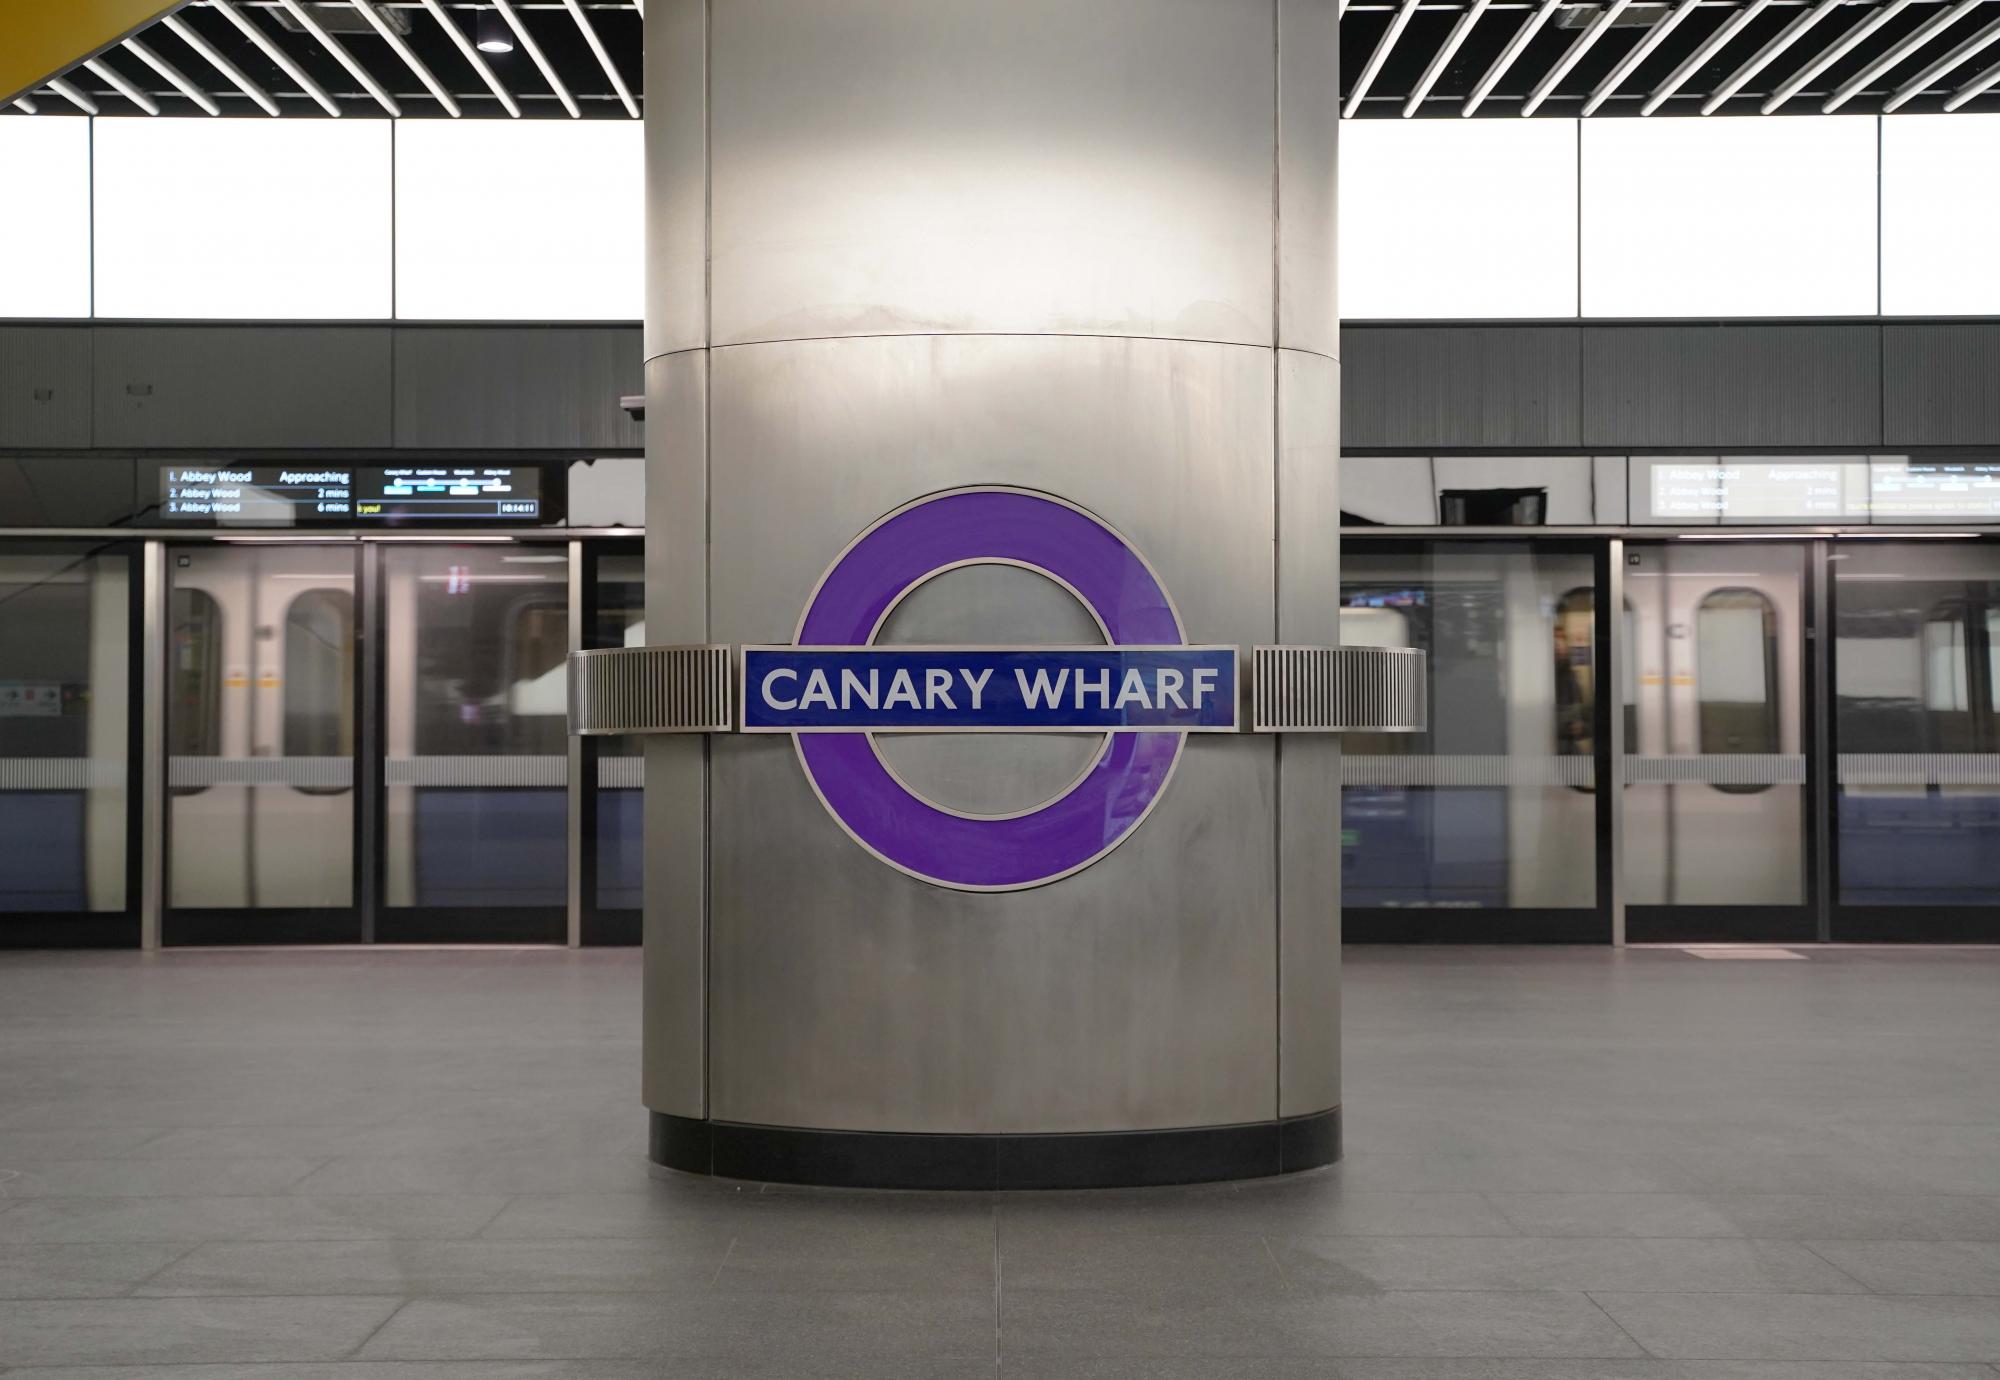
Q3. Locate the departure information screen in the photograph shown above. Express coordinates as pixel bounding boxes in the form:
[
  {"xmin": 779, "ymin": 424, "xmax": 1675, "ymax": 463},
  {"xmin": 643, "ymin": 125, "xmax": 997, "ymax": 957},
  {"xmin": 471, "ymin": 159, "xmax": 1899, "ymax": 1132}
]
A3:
[
  {"xmin": 1647, "ymin": 461, "xmax": 1852, "ymax": 521},
  {"xmin": 1869, "ymin": 461, "xmax": 2000, "ymax": 519},
  {"xmin": 1642, "ymin": 458, "xmax": 2000, "ymax": 524},
  {"xmin": 158, "ymin": 465, "xmax": 547, "ymax": 525}
]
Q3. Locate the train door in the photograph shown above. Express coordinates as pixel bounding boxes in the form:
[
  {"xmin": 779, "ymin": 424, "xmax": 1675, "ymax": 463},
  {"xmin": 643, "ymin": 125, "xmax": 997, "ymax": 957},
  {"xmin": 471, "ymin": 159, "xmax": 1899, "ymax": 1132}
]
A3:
[
  {"xmin": 1340, "ymin": 539, "xmax": 1609, "ymax": 941},
  {"xmin": 581, "ymin": 541, "xmax": 643, "ymax": 944},
  {"xmin": 0, "ymin": 541, "xmax": 138, "ymax": 947},
  {"xmin": 1830, "ymin": 537, "xmax": 2000, "ymax": 940},
  {"xmin": 377, "ymin": 541, "xmax": 569, "ymax": 942},
  {"xmin": 165, "ymin": 542, "xmax": 360, "ymax": 943},
  {"xmin": 1622, "ymin": 541, "xmax": 1814, "ymax": 941}
]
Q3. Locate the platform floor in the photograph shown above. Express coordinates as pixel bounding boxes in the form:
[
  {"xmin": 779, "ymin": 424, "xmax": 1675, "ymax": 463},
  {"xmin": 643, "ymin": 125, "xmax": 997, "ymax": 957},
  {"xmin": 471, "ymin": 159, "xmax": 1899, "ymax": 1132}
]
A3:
[{"xmin": 1, "ymin": 944, "xmax": 1998, "ymax": 1376}]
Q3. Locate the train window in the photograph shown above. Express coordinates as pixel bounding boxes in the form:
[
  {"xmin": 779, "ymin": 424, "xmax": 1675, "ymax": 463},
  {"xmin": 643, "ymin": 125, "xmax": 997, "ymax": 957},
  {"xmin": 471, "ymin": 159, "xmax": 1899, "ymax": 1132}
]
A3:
[
  {"xmin": 169, "ymin": 588, "xmax": 222, "ymax": 762},
  {"xmin": 1990, "ymin": 610, "xmax": 2000, "ymax": 713},
  {"xmin": 1339, "ymin": 606, "xmax": 1411, "ymax": 650},
  {"xmin": 1922, "ymin": 611, "xmax": 1970, "ymax": 713},
  {"xmin": 504, "ymin": 599, "xmax": 572, "ymax": 731},
  {"xmin": 1696, "ymin": 589, "xmax": 1779, "ymax": 791},
  {"xmin": 282, "ymin": 589, "xmax": 354, "ymax": 767},
  {"xmin": 1555, "ymin": 589, "xmax": 1595, "ymax": 765},
  {"xmin": 1621, "ymin": 600, "xmax": 1638, "ymax": 752}
]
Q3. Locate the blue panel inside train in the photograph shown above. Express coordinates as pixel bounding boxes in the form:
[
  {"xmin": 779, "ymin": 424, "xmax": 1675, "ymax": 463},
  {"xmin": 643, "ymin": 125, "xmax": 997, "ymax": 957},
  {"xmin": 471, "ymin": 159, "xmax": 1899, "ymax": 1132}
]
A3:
[
  {"xmin": 1341, "ymin": 786, "xmax": 1508, "ymax": 908},
  {"xmin": 596, "ymin": 789, "xmax": 643, "ymax": 911},
  {"xmin": 0, "ymin": 792, "xmax": 86, "ymax": 911},
  {"xmin": 414, "ymin": 789, "xmax": 566, "ymax": 908},
  {"xmin": 1838, "ymin": 791, "xmax": 2000, "ymax": 904}
]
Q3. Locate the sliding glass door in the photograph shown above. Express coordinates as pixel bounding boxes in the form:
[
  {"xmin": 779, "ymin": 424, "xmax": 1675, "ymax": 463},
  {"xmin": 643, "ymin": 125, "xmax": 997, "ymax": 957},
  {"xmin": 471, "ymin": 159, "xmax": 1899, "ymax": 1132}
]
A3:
[{"xmin": 0, "ymin": 542, "xmax": 137, "ymax": 947}]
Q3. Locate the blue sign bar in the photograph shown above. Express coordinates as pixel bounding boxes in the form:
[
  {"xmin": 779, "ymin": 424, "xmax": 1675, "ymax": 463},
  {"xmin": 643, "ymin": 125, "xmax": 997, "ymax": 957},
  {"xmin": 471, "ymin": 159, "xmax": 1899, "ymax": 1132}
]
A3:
[{"xmin": 742, "ymin": 646, "xmax": 1238, "ymax": 733}]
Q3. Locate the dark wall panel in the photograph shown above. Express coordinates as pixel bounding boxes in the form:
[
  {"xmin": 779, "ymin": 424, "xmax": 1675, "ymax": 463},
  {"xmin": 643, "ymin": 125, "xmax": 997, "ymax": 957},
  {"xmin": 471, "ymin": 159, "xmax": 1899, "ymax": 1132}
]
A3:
[
  {"xmin": 1341, "ymin": 325, "xmax": 1580, "ymax": 450},
  {"xmin": 93, "ymin": 325, "xmax": 392, "ymax": 449},
  {"xmin": 393, "ymin": 326, "xmax": 643, "ymax": 450},
  {"xmin": 0, "ymin": 325, "xmax": 93, "ymax": 449},
  {"xmin": 1883, "ymin": 322, "xmax": 2000, "ymax": 447},
  {"xmin": 1581, "ymin": 323, "xmax": 1881, "ymax": 449}
]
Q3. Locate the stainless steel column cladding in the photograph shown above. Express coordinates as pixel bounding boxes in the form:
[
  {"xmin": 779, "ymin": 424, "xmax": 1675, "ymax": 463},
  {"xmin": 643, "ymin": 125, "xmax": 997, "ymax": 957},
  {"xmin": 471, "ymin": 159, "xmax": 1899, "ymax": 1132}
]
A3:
[{"xmin": 642, "ymin": 0, "xmax": 1341, "ymax": 1178}]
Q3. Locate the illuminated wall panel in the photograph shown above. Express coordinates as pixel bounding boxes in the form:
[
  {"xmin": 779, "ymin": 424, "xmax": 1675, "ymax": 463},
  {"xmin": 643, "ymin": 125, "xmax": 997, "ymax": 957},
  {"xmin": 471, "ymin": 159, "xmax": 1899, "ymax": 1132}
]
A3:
[
  {"xmin": 395, "ymin": 120, "xmax": 643, "ymax": 321},
  {"xmin": 0, "ymin": 117, "xmax": 92, "ymax": 318},
  {"xmin": 1882, "ymin": 114, "xmax": 2000, "ymax": 316},
  {"xmin": 93, "ymin": 117, "xmax": 391, "ymax": 319},
  {"xmin": 1341, "ymin": 118, "xmax": 1579, "ymax": 319},
  {"xmin": 1581, "ymin": 116, "xmax": 1877, "ymax": 317}
]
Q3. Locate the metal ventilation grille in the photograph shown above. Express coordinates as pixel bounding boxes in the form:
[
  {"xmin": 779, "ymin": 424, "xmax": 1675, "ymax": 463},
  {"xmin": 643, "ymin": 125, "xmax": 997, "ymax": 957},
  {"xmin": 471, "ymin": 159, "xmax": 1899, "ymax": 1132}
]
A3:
[
  {"xmin": 1251, "ymin": 645, "xmax": 1427, "ymax": 734},
  {"xmin": 568, "ymin": 645, "xmax": 733, "ymax": 735}
]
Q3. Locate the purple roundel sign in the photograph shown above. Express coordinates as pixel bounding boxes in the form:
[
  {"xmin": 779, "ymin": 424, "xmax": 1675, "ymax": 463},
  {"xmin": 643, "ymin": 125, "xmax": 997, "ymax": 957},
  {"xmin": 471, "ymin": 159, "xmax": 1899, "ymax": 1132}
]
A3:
[{"xmin": 784, "ymin": 487, "xmax": 1218, "ymax": 891}]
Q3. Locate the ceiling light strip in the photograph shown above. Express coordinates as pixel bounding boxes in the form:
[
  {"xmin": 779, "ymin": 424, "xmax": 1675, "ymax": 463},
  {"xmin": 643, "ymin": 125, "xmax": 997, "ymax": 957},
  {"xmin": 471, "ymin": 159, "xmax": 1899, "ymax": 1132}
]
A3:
[
  {"xmin": 350, "ymin": 0, "xmax": 460, "ymax": 115},
  {"xmin": 1884, "ymin": 10, "xmax": 2000, "ymax": 109},
  {"xmin": 562, "ymin": 0, "xmax": 639, "ymax": 118},
  {"xmin": 82, "ymin": 57, "xmax": 161, "ymax": 115},
  {"xmin": 46, "ymin": 78, "xmax": 101, "ymax": 115},
  {"xmin": 1464, "ymin": 0, "xmax": 1565, "ymax": 116},
  {"xmin": 162, "ymin": 12, "xmax": 281, "ymax": 116},
  {"xmin": 273, "ymin": 0, "xmax": 401, "ymax": 116},
  {"xmin": 1762, "ymin": 0, "xmax": 1913, "ymax": 110},
  {"xmin": 417, "ymin": 0, "xmax": 520, "ymax": 118},
  {"xmin": 124, "ymin": 37, "xmax": 222, "ymax": 116},
  {"xmin": 493, "ymin": 0, "xmax": 581, "ymax": 118},
  {"xmin": 1524, "ymin": 0, "xmax": 1636, "ymax": 114},
  {"xmin": 1405, "ymin": 0, "xmax": 1496, "ymax": 115},
  {"xmin": 1944, "ymin": 47, "xmax": 2000, "ymax": 106},
  {"xmin": 1643, "ymin": 0, "xmax": 1778, "ymax": 114},
  {"xmin": 1345, "ymin": 0, "xmax": 1423, "ymax": 117},
  {"xmin": 12, "ymin": 95, "xmax": 39, "ymax": 114},
  {"xmin": 1701, "ymin": 0, "xmax": 1850, "ymax": 112},
  {"xmin": 1583, "ymin": 0, "xmax": 1705, "ymax": 115},
  {"xmin": 1824, "ymin": 0, "xmax": 1984, "ymax": 111},
  {"xmin": 206, "ymin": 0, "xmax": 343, "ymax": 116}
]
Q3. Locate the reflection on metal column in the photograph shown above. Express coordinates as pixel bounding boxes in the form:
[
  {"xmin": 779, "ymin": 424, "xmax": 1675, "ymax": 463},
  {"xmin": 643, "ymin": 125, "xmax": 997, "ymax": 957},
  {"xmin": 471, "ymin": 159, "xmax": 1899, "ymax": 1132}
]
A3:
[
  {"xmin": 139, "ymin": 541, "xmax": 165, "ymax": 952},
  {"xmin": 1608, "ymin": 537, "xmax": 1625, "ymax": 947},
  {"xmin": 566, "ymin": 540, "xmax": 585, "ymax": 948},
  {"xmin": 1810, "ymin": 538, "xmax": 1834, "ymax": 942},
  {"xmin": 358, "ymin": 542, "xmax": 383, "ymax": 944}
]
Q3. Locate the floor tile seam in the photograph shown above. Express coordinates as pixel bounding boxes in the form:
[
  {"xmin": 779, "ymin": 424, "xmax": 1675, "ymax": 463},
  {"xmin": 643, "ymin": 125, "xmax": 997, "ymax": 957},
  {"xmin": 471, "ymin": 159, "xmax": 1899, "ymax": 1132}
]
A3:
[
  {"xmin": 467, "ymin": 1193, "xmax": 522, "ymax": 1239},
  {"xmin": 1579, "ymin": 1288, "xmax": 1662, "ymax": 1360},
  {"xmin": 340, "ymin": 1294, "xmax": 422, "ymax": 1363},
  {"xmin": 994, "ymin": 1283, "xmax": 1895, "ymax": 1297},
  {"xmin": 3, "ymin": 1289, "xmax": 416, "ymax": 1308},
  {"xmin": 128, "ymin": 1282, "xmax": 754, "ymax": 1300},
  {"xmin": 1260, "ymin": 1233, "xmax": 1297, "ymax": 1297},
  {"xmin": 117, "ymin": 1239, "xmax": 208, "ymax": 1295},
  {"xmin": 1473, "ymin": 1189, "xmax": 1529, "ymax": 1235},
  {"xmin": 994, "ymin": 1347, "xmax": 1664, "ymax": 1363},
  {"xmin": 110, "ymin": 1128, "xmax": 174, "ymax": 1159},
  {"xmin": 706, "ymin": 1235, "xmax": 737, "ymax": 1288},
  {"xmin": 991, "ymin": 1203, "xmax": 1001, "ymax": 1365},
  {"xmin": 1795, "ymin": 1239, "xmax": 1888, "ymax": 1294}
]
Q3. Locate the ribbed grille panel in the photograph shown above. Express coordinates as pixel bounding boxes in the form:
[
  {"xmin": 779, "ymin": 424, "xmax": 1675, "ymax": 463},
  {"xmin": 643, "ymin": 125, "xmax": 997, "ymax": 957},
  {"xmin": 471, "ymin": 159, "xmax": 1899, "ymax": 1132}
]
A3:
[
  {"xmin": 1251, "ymin": 645, "xmax": 1427, "ymax": 734},
  {"xmin": 568, "ymin": 646, "xmax": 734, "ymax": 735}
]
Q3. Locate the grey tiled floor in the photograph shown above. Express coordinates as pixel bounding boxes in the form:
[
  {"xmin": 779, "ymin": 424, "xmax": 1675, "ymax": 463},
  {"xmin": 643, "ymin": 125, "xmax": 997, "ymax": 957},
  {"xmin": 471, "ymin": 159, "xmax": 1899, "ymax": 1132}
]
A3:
[{"xmin": 1, "ymin": 945, "xmax": 1998, "ymax": 1376}]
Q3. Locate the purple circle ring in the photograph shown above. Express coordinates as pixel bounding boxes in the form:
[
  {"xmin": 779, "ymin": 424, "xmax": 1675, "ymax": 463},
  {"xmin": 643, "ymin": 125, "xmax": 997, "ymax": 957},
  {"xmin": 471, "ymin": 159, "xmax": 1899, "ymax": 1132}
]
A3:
[{"xmin": 795, "ymin": 488, "xmax": 1186, "ymax": 891}]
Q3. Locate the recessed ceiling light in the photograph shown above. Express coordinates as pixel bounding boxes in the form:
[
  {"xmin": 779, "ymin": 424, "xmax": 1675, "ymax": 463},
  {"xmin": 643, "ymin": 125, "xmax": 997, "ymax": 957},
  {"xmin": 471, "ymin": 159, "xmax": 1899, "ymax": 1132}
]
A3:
[{"xmin": 476, "ymin": 9, "xmax": 515, "ymax": 52}]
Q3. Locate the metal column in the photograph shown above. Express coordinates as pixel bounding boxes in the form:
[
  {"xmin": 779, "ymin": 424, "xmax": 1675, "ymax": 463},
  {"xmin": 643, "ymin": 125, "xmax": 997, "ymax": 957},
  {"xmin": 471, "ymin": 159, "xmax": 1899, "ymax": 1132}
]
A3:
[
  {"xmin": 138, "ymin": 541, "xmax": 166, "ymax": 951},
  {"xmin": 357, "ymin": 540, "xmax": 383, "ymax": 944},
  {"xmin": 1810, "ymin": 538, "xmax": 1834, "ymax": 941},
  {"xmin": 567, "ymin": 539, "xmax": 586, "ymax": 948},
  {"xmin": 1607, "ymin": 536, "xmax": 1626, "ymax": 947}
]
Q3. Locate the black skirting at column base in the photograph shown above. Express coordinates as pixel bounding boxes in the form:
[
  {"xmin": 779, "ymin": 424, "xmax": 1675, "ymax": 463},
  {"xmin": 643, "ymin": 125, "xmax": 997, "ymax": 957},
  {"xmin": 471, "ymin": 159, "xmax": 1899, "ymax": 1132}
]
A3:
[{"xmin": 649, "ymin": 1107, "xmax": 1340, "ymax": 1191}]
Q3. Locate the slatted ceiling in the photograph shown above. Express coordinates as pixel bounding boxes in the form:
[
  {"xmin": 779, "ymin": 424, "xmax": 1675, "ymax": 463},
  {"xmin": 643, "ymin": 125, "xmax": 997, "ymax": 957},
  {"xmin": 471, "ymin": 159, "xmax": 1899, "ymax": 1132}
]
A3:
[
  {"xmin": 7, "ymin": 0, "xmax": 2000, "ymax": 117},
  {"xmin": 1329, "ymin": 0, "xmax": 2000, "ymax": 114},
  {"xmin": 11, "ymin": 2, "xmax": 643, "ymax": 120}
]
